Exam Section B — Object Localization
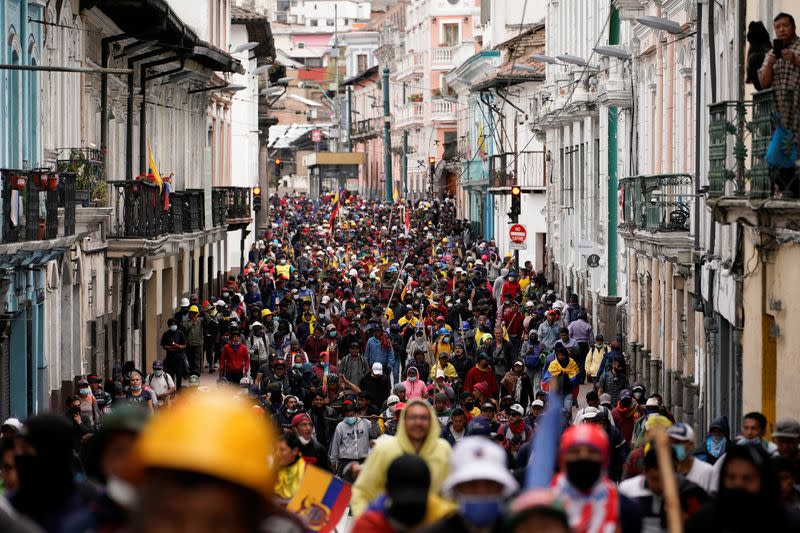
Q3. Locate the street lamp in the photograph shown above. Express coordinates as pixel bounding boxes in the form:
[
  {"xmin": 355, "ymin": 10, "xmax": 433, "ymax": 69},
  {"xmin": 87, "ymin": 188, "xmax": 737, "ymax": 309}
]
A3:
[
  {"xmin": 557, "ymin": 54, "xmax": 591, "ymax": 67},
  {"xmin": 530, "ymin": 54, "xmax": 558, "ymax": 64},
  {"xmin": 593, "ymin": 46, "xmax": 632, "ymax": 60},
  {"xmin": 233, "ymin": 42, "xmax": 260, "ymax": 53},
  {"xmin": 635, "ymin": 16, "xmax": 684, "ymax": 34}
]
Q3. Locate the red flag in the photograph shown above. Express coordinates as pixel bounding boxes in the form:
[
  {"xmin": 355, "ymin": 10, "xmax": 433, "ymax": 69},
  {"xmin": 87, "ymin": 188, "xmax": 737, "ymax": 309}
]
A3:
[{"xmin": 404, "ymin": 206, "xmax": 410, "ymax": 236}]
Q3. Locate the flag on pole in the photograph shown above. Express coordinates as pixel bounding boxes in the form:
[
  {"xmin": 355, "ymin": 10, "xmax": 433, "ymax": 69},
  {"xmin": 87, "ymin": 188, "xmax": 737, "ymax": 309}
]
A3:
[
  {"xmin": 329, "ymin": 194, "xmax": 340, "ymax": 232},
  {"xmin": 147, "ymin": 140, "xmax": 163, "ymax": 192},
  {"xmin": 287, "ymin": 465, "xmax": 352, "ymax": 533},
  {"xmin": 392, "ymin": 186, "xmax": 399, "ymax": 203},
  {"xmin": 404, "ymin": 205, "xmax": 411, "ymax": 236},
  {"xmin": 321, "ymin": 351, "xmax": 330, "ymax": 394}
]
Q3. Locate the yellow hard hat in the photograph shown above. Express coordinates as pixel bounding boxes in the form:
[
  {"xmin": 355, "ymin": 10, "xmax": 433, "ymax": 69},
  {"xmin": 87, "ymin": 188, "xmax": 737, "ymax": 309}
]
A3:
[
  {"xmin": 188, "ymin": 305, "xmax": 199, "ymax": 313},
  {"xmin": 261, "ymin": 308, "xmax": 272, "ymax": 317},
  {"xmin": 129, "ymin": 389, "xmax": 276, "ymax": 498}
]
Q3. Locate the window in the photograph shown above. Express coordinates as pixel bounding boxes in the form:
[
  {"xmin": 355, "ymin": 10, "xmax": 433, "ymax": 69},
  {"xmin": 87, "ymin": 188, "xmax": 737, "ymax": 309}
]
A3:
[
  {"xmin": 297, "ymin": 42, "xmax": 305, "ymax": 48},
  {"xmin": 310, "ymin": 19, "xmax": 318, "ymax": 26},
  {"xmin": 305, "ymin": 57, "xmax": 323, "ymax": 68},
  {"xmin": 326, "ymin": 19, "xmax": 334, "ymax": 26},
  {"xmin": 357, "ymin": 54, "xmax": 368, "ymax": 73},
  {"xmin": 443, "ymin": 24, "xmax": 459, "ymax": 46}
]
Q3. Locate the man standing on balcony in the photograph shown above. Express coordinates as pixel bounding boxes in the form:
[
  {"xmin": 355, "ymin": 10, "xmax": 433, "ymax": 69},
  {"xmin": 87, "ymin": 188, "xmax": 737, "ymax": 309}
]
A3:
[{"xmin": 759, "ymin": 12, "xmax": 800, "ymax": 197}]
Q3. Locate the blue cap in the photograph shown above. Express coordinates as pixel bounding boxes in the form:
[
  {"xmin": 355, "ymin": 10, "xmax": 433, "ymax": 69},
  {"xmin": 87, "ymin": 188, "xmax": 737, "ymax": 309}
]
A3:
[
  {"xmin": 438, "ymin": 328, "xmax": 450, "ymax": 336},
  {"xmin": 461, "ymin": 321, "xmax": 471, "ymax": 330},
  {"xmin": 468, "ymin": 417, "xmax": 493, "ymax": 436}
]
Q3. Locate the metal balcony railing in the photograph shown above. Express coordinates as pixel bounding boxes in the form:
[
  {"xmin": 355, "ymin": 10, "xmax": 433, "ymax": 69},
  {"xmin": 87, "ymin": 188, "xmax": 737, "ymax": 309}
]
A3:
[
  {"xmin": 56, "ymin": 147, "xmax": 105, "ymax": 207},
  {"xmin": 216, "ymin": 186, "xmax": 252, "ymax": 224},
  {"xmin": 619, "ymin": 174, "xmax": 693, "ymax": 232},
  {"xmin": 0, "ymin": 169, "xmax": 74, "ymax": 244},
  {"xmin": 708, "ymin": 88, "xmax": 798, "ymax": 200}
]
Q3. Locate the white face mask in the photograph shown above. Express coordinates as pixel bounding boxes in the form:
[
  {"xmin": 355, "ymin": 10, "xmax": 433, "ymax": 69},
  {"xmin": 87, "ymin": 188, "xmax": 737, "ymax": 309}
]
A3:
[{"xmin": 298, "ymin": 436, "xmax": 311, "ymax": 446}]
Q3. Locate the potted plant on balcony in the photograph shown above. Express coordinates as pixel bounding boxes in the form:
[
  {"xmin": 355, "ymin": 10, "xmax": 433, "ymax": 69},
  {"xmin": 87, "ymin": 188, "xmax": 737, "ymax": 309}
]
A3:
[
  {"xmin": 56, "ymin": 148, "xmax": 107, "ymax": 207},
  {"xmin": 408, "ymin": 93, "xmax": 423, "ymax": 103},
  {"xmin": 9, "ymin": 173, "xmax": 27, "ymax": 191},
  {"xmin": 432, "ymin": 88, "xmax": 442, "ymax": 99}
]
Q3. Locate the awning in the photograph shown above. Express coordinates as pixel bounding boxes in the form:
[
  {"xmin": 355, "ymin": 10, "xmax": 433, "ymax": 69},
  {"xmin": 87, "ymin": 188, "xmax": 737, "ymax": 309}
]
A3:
[
  {"xmin": 0, "ymin": 248, "xmax": 66, "ymax": 270},
  {"xmin": 83, "ymin": 0, "xmax": 243, "ymax": 74},
  {"xmin": 81, "ymin": 0, "xmax": 198, "ymax": 48},
  {"xmin": 231, "ymin": 5, "xmax": 277, "ymax": 61},
  {"xmin": 192, "ymin": 42, "xmax": 245, "ymax": 74}
]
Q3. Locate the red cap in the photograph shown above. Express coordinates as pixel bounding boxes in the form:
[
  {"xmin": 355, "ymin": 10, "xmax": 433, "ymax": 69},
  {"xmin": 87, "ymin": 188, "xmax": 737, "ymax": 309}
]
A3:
[
  {"xmin": 291, "ymin": 413, "xmax": 311, "ymax": 427},
  {"xmin": 436, "ymin": 315, "xmax": 445, "ymax": 321},
  {"xmin": 559, "ymin": 424, "xmax": 610, "ymax": 465}
]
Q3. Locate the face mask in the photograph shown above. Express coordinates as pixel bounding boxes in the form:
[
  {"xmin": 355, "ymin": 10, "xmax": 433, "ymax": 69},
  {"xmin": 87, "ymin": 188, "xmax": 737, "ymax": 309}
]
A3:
[
  {"xmin": 442, "ymin": 337, "xmax": 450, "ymax": 344},
  {"xmin": 345, "ymin": 416, "xmax": 358, "ymax": 425},
  {"xmin": 458, "ymin": 496, "xmax": 504, "ymax": 527},
  {"xmin": 329, "ymin": 332, "xmax": 337, "ymax": 338},
  {"xmin": 294, "ymin": 363, "xmax": 303, "ymax": 369},
  {"xmin": 672, "ymin": 443, "xmax": 687, "ymax": 462},
  {"xmin": 79, "ymin": 388, "xmax": 91, "ymax": 396},
  {"xmin": 706, "ymin": 435, "xmax": 726, "ymax": 457},
  {"xmin": 298, "ymin": 436, "xmax": 311, "ymax": 446},
  {"xmin": 169, "ymin": 325, "xmax": 178, "ymax": 331},
  {"xmin": 408, "ymin": 376, "xmax": 417, "ymax": 382},
  {"xmin": 154, "ymin": 370, "xmax": 164, "ymax": 377},
  {"xmin": 232, "ymin": 341, "xmax": 241, "ymax": 348},
  {"xmin": 130, "ymin": 385, "xmax": 142, "ymax": 392},
  {"xmin": 69, "ymin": 405, "xmax": 81, "ymax": 416},
  {"xmin": 566, "ymin": 459, "xmax": 602, "ymax": 492},
  {"xmin": 633, "ymin": 391, "xmax": 643, "ymax": 401},
  {"xmin": 464, "ymin": 402, "xmax": 474, "ymax": 410}
]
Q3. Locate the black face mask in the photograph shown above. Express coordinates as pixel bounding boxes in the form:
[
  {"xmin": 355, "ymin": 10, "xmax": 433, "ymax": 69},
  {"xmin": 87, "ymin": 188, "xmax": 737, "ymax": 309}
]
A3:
[
  {"xmin": 565, "ymin": 459, "xmax": 603, "ymax": 492},
  {"xmin": 386, "ymin": 496, "xmax": 428, "ymax": 528},
  {"xmin": 464, "ymin": 402, "xmax": 474, "ymax": 411}
]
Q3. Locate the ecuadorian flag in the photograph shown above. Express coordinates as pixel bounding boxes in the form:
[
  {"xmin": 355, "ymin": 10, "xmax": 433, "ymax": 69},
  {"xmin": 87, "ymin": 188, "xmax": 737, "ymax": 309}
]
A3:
[{"xmin": 287, "ymin": 465, "xmax": 351, "ymax": 532}]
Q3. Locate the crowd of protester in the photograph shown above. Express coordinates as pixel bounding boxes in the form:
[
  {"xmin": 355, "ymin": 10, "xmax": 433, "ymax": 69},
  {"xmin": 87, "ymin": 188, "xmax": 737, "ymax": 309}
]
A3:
[{"xmin": 0, "ymin": 190, "xmax": 798, "ymax": 532}]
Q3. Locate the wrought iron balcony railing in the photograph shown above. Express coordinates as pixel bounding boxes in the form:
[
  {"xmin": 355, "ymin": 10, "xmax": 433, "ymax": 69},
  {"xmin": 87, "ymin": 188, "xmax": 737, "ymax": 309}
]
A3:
[
  {"xmin": 216, "ymin": 186, "xmax": 252, "ymax": 224},
  {"xmin": 708, "ymin": 88, "xmax": 798, "ymax": 200},
  {"xmin": 619, "ymin": 174, "xmax": 693, "ymax": 233},
  {"xmin": 0, "ymin": 169, "xmax": 75, "ymax": 244},
  {"xmin": 56, "ymin": 147, "xmax": 106, "ymax": 207}
]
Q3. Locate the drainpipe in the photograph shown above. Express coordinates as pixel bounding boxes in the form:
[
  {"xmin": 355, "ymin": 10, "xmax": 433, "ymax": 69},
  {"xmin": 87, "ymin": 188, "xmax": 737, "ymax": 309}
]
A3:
[
  {"xmin": 693, "ymin": 1, "xmax": 703, "ymax": 311},
  {"xmin": 382, "ymin": 66, "xmax": 393, "ymax": 202},
  {"xmin": 347, "ymin": 85, "xmax": 353, "ymax": 152},
  {"xmin": 126, "ymin": 49, "xmax": 167, "ymax": 180},
  {"xmin": 100, "ymin": 34, "xmax": 129, "ymax": 170},
  {"xmin": 139, "ymin": 56, "xmax": 184, "ymax": 175},
  {"xmin": 402, "ymin": 82, "xmax": 408, "ymax": 198},
  {"xmin": 607, "ymin": 4, "xmax": 620, "ymax": 298}
]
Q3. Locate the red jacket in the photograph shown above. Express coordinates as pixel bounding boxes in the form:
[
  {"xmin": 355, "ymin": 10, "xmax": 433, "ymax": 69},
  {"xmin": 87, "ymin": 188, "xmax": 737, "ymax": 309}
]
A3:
[
  {"xmin": 502, "ymin": 309, "xmax": 524, "ymax": 336},
  {"xmin": 220, "ymin": 342, "xmax": 249, "ymax": 374},
  {"xmin": 463, "ymin": 366, "xmax": 499, "ymax": 400},
  {"xmin": 501, "ymin": 280, "xmax": 521, "ymax": 301}
]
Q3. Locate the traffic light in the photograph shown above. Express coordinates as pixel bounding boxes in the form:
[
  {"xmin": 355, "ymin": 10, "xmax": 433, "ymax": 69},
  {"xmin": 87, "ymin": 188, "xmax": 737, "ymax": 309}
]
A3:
[
  {"xmin": 509, "ymin": 185, "xmax": 521, "ymax": 222},
  {"xmin": 274, "ymin": 158, "xmax": 283, "ymax": 175},
  {"xmin": 252, "ymin": 185, "xmax": 262, "ymax": 212}
]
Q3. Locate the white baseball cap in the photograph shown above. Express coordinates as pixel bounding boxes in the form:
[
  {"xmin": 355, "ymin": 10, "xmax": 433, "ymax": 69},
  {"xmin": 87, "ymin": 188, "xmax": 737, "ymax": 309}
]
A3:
[
  {"xmin": 442, "ymin": 436, "xmax": 519, "ymax": 497},
  {"xmin": 1, "ymin": 418, "xmax": 22, "ymax": 432},
  {"xmin": 386, "ymin": 395, "xmax": 400, "ymax": 406},
  {"xmin": 321, "ymin": 295, "xmax": 331, "ymax": 304},
  {"xmin": 530, "ymin": 399, "xmax": 545, "ymax": 408},
  {"xmin": 509, "ymin": 403, "xmax": 525, "ymax": 416},
  {"xmin": 372, "ymin": 362, "xmax": 383, "ymax": 375}
]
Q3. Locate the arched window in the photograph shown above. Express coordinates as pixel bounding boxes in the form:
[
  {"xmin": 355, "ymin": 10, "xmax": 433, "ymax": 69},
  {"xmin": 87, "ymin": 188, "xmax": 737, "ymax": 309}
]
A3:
[{"xmin": 8, "ymin": 27, "xmax": 23, "ymax": 167}]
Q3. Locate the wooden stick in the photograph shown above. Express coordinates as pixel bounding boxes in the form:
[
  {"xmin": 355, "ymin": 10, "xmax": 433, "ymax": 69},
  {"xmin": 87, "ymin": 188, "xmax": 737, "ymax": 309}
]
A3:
[{"xmin": 651, "ymin": 425, "xmax": 682, "ymax": 533}]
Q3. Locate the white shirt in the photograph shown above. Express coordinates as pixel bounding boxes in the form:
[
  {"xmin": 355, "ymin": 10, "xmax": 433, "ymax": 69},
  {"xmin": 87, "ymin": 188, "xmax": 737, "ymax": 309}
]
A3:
[
  {"xmin": 618, "ymin": 475, "xmax": 662, "ymax": 533},
  {"xmin": 146, "ymin": 372, "xmax": 175, "ymax": 406},
  {"xmin": 684, "ymin": 457, "xmax": 714, "ymax": 494}
]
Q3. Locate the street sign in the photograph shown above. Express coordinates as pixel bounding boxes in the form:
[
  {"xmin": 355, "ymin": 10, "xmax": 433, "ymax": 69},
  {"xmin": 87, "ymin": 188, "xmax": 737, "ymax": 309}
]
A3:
[
  {"xmin": 587, "ymin": 254, "xmax": 600, "ymax": 268},
  {"xmin": 509, "ymin": 223, "xmax": 527, "ymax": 250},
  {"xmin": 577, "ymin": 239, "xmax": 595, "ymax": 255},
  {"xmin": 311, "ymin": 129, "xmax": 322, "ymax": 143}
]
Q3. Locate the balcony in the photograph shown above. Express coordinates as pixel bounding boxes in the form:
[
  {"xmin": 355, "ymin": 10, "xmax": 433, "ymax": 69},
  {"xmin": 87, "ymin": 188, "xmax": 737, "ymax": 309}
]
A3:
[
  {"xmin": 488, "ymin": 151, "xmax": 546, "ymax": 189},
  {"xmin": 707, "ymin": 88, "xmax": 800, "ymax": 230},
  {"xmin": 0, "ymin": 169, "xmax": 77, "ymax": 244},
  {"xmin": 395, "ymin": 102, "xmax": 426, "ymax": 128},
  {"xmin": 431, "ymin": 99, "xmax": 456, "ymax": 122},
  {"xmin": 56, "ymin": 147, "xmax": 105, "ymax": 207},
  {"xmin": 352, "ymin": 117, "xmax": 381, "ymax": 141},
  {"xmin": 395, "ymin": 52, "xmax": 425, "ymax": 81},
  {"xmin": 619, "ymin": 174, "xmax": 694, "ymax": 262},
  {"xmin": 108, "ymin": 182, "xmax": 248, "ymax": 240}
]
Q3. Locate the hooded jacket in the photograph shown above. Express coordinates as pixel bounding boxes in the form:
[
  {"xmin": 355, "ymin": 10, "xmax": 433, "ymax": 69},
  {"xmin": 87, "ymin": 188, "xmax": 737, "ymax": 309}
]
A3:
[
  {"xmin": 400, "ymin": 367, "xmax": 428, "ymax": 399},
  {"xmin": 351, "ymin": 398, "xmax": 452, "ymax": 516}
]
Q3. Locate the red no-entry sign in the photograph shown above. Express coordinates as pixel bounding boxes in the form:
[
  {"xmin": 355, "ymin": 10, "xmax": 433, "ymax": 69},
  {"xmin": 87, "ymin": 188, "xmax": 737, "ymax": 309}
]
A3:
[{"xmin": 509, "ymin": 223, "xmax": 527, "ymax": 250}]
